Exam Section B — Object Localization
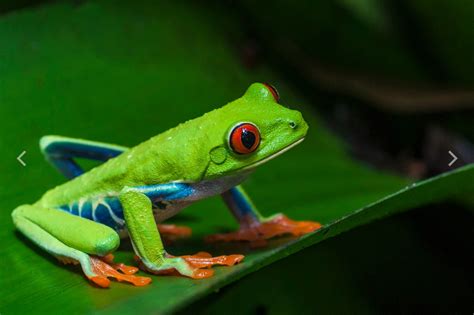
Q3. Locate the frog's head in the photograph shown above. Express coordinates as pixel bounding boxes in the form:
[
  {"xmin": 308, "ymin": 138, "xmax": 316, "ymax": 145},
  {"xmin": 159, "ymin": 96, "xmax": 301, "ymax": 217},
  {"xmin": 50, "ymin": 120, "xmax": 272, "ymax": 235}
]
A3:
[{"xmin": 202, "ymin": 83, "xmax": 308, "ymax": 179}]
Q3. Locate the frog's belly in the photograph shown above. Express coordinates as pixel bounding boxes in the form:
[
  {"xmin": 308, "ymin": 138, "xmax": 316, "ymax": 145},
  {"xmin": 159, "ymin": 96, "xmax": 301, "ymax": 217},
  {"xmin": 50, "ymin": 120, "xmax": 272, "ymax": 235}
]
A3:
[
  {"xmin": 151, "ymin": 172, "xmax": 251, "ymax": 223},
  {"xmin": 57, "ymin": 172, "xmax": 251, "ymax": 234},
  {"xmin": 151, "ymin": 200, "xmax": 192, "ymax": 223},
  {"xmin": 58, "ymin": 195, "xmax": 126, "ymax": 232}
]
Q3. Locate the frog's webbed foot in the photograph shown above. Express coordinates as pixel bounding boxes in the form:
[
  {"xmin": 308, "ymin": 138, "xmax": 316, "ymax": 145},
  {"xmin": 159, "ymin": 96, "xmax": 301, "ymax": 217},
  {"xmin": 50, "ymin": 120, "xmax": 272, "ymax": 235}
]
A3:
[
  {"xmin": 157, "ymin": 224, "xmax": 192, "ymax": 241},
  {"xmin": 135, "ymin": 252, "xmax": 244, "ymax": 279},
  {"xmin": 206, "ymin": 214, "xmax": 321, "ymax": 246},
  {"xmin": 87, "ymin": 255, "xmax": 152, "ymax": 288},
  {"xmin": 100, "ymin": 254, "xmax": 140, "ymax": 275},
  {"xmin": 179, "ymin": 252, "xmax": 244, "ymax": 270}
]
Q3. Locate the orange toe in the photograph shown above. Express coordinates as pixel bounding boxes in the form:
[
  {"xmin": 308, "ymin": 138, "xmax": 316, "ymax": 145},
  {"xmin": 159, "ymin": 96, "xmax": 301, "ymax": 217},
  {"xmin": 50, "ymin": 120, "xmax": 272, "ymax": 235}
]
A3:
[
  {"xmin": 190, "ymin": 268, "xmax": 214, "ymax": 279},
  {"xmin": 88, "ymin": 256, "xmax": 152, "ymax": 287},
  {"xmin": 114, "ymin": 263, "xmax": 139, "ymax": 275},
  {"xmin": 206, "ymin": 214, "xmax": 321, "ymax": 244},
  {"xmin": 158, "ymin": 224, "xmax": 192, "ymax": 238},
  {"xmin": 100, "ymin": 253, "xmax": 139, "ymax": 275},
  {"xmin": 89, "ymin": 275, "xmax": 111, "ymax": 288},
  {"xmin": 135, "ymin": 252, "xmax": 243, "ymax": 280},
  {"xmin": 181, "ymin": 252, "xmax": 245, "ymax": 269},
  {"xmin": 262, "ymin": 215, "xmax": 322, "ymax": 237}
]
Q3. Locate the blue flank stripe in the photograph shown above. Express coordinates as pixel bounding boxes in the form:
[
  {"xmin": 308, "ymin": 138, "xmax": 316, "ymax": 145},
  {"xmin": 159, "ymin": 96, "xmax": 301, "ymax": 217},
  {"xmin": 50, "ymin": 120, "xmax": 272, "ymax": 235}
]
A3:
[
  {"xmin": 80, "ymin": 201, "xmax": 93, "ymax": 220},
  {"xmin": 70, "ymin": 202, "xmax": 79, "ymax": 216},
  {"xmin": 94, "ymin": 202, "xmax": 118, "ymax": 228},
  {"xmin": 59, "ymin": 204, "xmax": 70, "ymax": 213},
  {"xmin": 106, "ymin": 197, "xmax": 124, "ymax": 220},
  {"xmin": 138, "ymin": 183, "xmax": 194, "ymax": 201},
  {"xmin": 56, "ymin": 183, "xmax": 192, "ymax": 230},
  {"xmin": 58, "ymin": 197, "xmax": 124, "ymax": 230}
]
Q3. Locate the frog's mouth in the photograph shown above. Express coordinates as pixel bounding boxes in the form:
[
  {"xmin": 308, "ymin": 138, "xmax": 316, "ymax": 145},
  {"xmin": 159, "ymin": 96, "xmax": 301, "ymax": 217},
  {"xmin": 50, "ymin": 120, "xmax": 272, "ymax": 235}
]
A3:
[{"xmin": 241, "ymin": 137, "xmax": 305, "ymax": 171}]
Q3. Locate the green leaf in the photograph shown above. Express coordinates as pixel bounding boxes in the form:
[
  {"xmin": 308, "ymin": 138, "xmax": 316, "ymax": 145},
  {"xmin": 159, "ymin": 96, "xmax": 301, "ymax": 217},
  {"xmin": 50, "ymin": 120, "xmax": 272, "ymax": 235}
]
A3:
[{"xmin": 0, "ymin": 2, "xmax": 472, "ymax": 314}]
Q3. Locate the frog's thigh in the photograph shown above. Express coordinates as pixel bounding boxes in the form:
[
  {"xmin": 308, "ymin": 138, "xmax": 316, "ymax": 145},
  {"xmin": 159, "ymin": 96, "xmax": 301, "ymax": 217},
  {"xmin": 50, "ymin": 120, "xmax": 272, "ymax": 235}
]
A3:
[
  {"xmin": 40, "ymin": 135, "xmax": 128, "ymax": 179},
  {"xmin": 13, "ymin": 204, "xmax": 119, "ymax": 256}
]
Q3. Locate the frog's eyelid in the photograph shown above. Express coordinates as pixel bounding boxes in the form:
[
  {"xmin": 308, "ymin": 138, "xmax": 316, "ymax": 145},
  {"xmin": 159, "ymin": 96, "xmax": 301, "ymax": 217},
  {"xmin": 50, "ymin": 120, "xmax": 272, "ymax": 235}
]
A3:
[{"xmin": 262, "ymin": 83, "xmax": 280, "ymax": 102}]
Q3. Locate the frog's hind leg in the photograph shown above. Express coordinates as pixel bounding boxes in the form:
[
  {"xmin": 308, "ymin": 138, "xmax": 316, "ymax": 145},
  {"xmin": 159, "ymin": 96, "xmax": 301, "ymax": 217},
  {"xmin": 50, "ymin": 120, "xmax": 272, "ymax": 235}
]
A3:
[
  {"xmin": 206, "ymin": 186, "xmax": 321, "ymax": 246},
  {"xmin": 40, "ymin": 135, "xmax": 128, "ymax": 179},
  {"xmin": 12, "ymin": 204, "xmax": 151, "ymax": 288}
]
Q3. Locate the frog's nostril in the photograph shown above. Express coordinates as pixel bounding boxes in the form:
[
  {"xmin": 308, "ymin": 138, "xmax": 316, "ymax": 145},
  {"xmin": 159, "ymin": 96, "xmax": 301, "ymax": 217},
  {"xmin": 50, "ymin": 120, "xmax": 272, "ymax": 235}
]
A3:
[{"xmin": 289, "ymin": 121, "xmax": 297, "ymax": 129}]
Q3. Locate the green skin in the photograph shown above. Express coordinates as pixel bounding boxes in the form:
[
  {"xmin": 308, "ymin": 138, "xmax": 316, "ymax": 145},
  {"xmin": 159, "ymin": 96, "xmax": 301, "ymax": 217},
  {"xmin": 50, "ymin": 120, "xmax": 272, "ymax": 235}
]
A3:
[{"xmin": 12, "ymin": 83, "xmax": 309, "ymax": 280}]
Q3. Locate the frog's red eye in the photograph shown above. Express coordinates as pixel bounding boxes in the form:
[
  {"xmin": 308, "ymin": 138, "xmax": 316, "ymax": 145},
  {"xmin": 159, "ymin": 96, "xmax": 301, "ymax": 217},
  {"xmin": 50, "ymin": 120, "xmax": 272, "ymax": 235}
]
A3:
[
  {"xmin": 263, "ymin": 83, "xmax": 280, "ymax": 102},
  {"xmin": 229, "ymin": 123, "xmax": 260, "ymax": 154}
]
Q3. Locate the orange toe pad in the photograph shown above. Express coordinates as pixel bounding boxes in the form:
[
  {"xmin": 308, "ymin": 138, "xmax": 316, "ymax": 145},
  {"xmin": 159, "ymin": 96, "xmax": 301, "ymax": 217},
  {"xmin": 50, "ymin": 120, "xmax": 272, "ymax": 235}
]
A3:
[{"xmin": 88, "ymin": 256, "xmax": 151, "ymax": 288}]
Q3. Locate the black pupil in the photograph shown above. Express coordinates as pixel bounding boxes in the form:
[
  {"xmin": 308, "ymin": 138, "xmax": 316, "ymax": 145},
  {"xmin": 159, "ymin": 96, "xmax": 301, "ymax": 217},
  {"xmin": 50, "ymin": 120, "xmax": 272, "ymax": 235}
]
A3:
[{"xmin": 241, "ymin": 129, "xmax": 256, "ymax": 149}]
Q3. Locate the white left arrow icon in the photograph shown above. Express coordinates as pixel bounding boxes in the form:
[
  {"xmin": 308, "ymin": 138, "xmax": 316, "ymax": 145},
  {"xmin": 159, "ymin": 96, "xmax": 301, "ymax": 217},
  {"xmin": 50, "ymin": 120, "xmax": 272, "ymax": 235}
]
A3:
[
  {"xmin": 448, "ymin": 150, "xmax": 458, "ymax": 167},
  {"xmin": 17, "ymin": 150, "xmax": 27, "ymax": 166}
]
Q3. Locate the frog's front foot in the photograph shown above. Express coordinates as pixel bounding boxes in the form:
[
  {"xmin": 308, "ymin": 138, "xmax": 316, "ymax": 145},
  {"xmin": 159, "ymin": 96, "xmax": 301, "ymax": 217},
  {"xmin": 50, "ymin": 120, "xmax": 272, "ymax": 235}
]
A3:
[
  {"xmin": 135, "ymin": 252, "xmax": 244, "ymax": 279},
  {"xmin": 86, "ymin": 255, "xmax": 152, "ymax": 288},
  {"xmin": 206, "ymin": 214, "xmax": 321, "ymax": 246}
]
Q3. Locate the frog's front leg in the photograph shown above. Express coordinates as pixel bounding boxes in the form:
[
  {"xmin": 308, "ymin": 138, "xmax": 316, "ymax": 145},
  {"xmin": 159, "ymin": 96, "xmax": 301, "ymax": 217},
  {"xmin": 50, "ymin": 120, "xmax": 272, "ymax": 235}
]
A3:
[
  {"xmin": 206, "ymin": 185, "xmax": 321, "ymax": 245},
  {"xmin": 119, "ymin": 190, "xmax": 244, "ymax": 279}
]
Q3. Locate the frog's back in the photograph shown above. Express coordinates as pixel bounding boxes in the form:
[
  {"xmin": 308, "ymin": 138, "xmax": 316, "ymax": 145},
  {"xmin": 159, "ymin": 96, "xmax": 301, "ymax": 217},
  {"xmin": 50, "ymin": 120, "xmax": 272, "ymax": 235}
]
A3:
[
  {"xmin": 37, "ymin": 115, "xmax": 215, "ymax": 208},
  {"xmin": 37, "ymin": 149, "xmax": 135, "ymax": 207}
]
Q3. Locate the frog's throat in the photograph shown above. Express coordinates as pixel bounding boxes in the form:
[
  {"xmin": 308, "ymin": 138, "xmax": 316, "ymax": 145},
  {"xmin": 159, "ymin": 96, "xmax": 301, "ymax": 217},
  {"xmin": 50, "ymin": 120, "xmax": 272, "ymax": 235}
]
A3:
[{"xmin": 241, "ymin": 137, "xmax": 305, "ymax": 171}]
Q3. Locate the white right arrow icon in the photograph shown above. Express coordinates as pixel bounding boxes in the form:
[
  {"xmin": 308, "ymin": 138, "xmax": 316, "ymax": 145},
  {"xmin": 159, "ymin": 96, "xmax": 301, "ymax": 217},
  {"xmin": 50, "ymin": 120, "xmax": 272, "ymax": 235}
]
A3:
[{"xmin": 448, "ymin": 150, "xmax": 458, "ymax": 167}]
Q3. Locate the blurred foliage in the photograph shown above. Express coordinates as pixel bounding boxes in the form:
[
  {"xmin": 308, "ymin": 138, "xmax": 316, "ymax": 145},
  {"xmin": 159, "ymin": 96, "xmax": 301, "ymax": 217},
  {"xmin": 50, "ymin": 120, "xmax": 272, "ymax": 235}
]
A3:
[
  {"xmin": 240, "ymin": 0, "xmax": 428, "ymax": 83},
  {"xmin": 239, "ymin": 0, "xmax": 474, "ymax": 85}
]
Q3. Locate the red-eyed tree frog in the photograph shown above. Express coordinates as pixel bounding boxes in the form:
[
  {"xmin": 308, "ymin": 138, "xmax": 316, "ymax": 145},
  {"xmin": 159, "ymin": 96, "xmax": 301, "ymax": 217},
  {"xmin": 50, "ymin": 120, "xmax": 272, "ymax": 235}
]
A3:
[{"xmin": 12, "ymin": 83, "xmax": 321, "ymax": 288}]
